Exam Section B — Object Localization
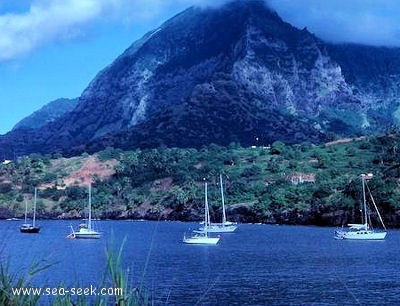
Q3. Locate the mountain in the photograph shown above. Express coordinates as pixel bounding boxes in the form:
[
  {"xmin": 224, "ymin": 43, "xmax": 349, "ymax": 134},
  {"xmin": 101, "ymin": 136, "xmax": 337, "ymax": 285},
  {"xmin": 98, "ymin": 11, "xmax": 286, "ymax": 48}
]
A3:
[
  {"xmin": 12, "ymin": 98, "xmax": 79, "ymax": 131},
  {"xmin": 1, "ymin": 0, "xmax": 400, "ymax": 158},
  {"xmin": 326, "ymin": 44, "xmax": 400, "ymax": 130}
]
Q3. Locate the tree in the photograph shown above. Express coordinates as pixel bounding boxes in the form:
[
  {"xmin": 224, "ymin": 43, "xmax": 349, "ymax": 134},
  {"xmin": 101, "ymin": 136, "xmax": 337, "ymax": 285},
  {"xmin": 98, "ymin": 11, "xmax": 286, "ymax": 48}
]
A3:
[{"xmin": 271, "ymin": 141, "xmax": 285, "ymax": 155}]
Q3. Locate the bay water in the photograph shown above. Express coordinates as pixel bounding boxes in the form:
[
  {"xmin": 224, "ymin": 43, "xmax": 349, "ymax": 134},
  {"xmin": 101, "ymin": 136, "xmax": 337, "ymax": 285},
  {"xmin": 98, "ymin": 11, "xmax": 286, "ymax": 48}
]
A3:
[{"xmin": 0, "ymin": 220, "xmax": 399, "ymax": 305}]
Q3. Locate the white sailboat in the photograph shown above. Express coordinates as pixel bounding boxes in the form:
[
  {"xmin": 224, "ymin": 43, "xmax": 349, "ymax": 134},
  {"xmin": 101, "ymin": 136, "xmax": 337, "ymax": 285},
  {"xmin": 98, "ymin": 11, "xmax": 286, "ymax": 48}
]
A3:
[
  {"xmin": 20, "ymin": 188, "xmax": 40, "ymax": 233},
  {"xmin": 199, "ymin": 174, "xmax": 237, "ymax": 233},
  {"xmin": 68, "ymin": 184, "xmax": 100, "ymax": 239},
  {"xmin": 334, "ymin": 173, "xmax": 387, "ymax": 240},
  {"xmin": 183, "ymin": 182, "xmax": 220, "ymax": 245}
]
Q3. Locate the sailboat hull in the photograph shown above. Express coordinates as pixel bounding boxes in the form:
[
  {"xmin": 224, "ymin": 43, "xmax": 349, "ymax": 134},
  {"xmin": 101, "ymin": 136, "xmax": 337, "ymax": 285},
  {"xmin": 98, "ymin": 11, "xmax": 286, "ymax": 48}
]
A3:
[
  {"xmin": 335, "ymin": 229, "xmax": 387, "ymax": 240},
  {"xmin": 200, "ymin": 224, "xmax": 237, "ymax": 233},
  {"xmin": 73, "ymin": 227, "xmax": 100, "ymax": 239},
  {"xmin": 183, "ymin": 236, "xmax": 220, "ymax": 245},
  {"xmin": 74, "ymin": 233, "xmax": 101, "ymax": 239},
  {"xmin": 20, "ymin": 225, "xmax": 40, "ymax": 233}
]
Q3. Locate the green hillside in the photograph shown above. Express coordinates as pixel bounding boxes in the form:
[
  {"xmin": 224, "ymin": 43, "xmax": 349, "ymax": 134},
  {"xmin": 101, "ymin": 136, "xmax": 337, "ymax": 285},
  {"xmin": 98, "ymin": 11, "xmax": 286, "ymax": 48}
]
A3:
[{"xmin": 1, "ymin": 132, "xmax": 400, "ymax": 227}]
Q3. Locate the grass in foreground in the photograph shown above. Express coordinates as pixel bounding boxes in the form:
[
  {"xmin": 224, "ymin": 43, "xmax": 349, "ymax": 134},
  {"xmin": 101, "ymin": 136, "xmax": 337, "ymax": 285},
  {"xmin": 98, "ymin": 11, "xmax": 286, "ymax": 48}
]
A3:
[{"xmin": 0, "ymin": 240, "xmax": 148, "ymax": 306}]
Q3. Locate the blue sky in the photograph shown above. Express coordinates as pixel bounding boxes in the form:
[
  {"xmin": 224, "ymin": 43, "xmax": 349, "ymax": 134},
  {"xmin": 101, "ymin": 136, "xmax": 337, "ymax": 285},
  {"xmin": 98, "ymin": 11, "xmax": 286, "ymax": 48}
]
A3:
[{"xmin": 1, "ymin": 0, "xmax": 400, "ymax": 135}]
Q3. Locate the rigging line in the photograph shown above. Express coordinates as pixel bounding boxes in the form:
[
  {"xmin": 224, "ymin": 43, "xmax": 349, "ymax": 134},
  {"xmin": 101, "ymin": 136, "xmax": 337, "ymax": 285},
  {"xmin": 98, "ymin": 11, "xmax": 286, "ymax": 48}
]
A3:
[
  {"xmin": 164, "ymin": 277, "xmax": 177, "ymax": 305},
  {"xmin": 334, "ymin": 275, "xmax": 362, "ymax": 306},
  {"xmin": 194, "ymin": 275, "xmax": 221, "ymax": 306},
  {"xmin": 365, "ymin": 182, "xmax": 386, "ymax": 230},
  {"xmin": 139, "ymin": 217, "xmax": 160, "ymax": 294},
  {"xmin": 319, "ymin": 239, "xmax": 362, "ymax": 305}
]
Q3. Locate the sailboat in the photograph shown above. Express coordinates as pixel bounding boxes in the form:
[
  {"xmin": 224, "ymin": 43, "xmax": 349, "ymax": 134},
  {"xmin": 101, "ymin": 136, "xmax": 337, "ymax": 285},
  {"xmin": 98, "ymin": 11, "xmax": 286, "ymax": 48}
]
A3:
[
  {"xmin": 199, "ymin": 174, "xmax": 238, "ymax": 233},
  {"xmin": 183, "ymin": 182, "xmax": 220, "ymax": 245},
  {"xmin": 20, "ymin": 188, "xmax": 41, "ymax": 233},
  {"xmin": 68, "ymin": 184, "xmax": 100, "ymax": 239},
  {"xmin": 334, "ymin": 173, "xmax": 387, "ymax": 240}
]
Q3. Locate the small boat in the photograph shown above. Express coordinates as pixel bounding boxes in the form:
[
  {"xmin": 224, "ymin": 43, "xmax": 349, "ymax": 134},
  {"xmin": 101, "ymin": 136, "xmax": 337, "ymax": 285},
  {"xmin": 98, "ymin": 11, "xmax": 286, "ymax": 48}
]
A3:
[
  {"xmin": 68, "ymin": 184, "xmax": 100, "ymax": 239},
  {"xmin": 183, "ymin": 182, "xmax": 220, "ymax": 245},
  {"xmin": 334, "ymin": 173, "xmax": 387, "ymax": 240},
  {"xmin": 20, "ymin": 188, "xmax": 41, "ymax": 234},
  {"xmin": 199, "ymin": 174, "xmax": 238, "ymax": 233}
]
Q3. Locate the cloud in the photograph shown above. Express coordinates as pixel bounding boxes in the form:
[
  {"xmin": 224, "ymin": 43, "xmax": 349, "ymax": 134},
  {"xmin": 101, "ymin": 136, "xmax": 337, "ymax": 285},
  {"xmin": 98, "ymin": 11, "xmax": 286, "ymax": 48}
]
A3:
[
  {"xmin": 108, "ymin": 0, "xmax": 232, "ymax": 21},
  {"xmin": 0, "ymin": 0, "xmax": 193, "ymax": 61},
  {"xmin": 1, "ymin": 0, "xmax": 399, "ymax": 62},
  {"xmin": 0, "ymin": 0, "xmax": 104, "ymax": 61},
  {"xmin": 268, "ymin": 0, "xmax": 400, "ymax": 47},
  {"xmin": 0, "ymin": 0, "xmax": 236, "ymax": 62}
]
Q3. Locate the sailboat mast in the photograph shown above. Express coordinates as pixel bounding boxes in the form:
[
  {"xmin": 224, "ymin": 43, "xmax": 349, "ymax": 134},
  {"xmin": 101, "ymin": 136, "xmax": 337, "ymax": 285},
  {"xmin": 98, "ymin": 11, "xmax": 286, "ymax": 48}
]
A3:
[
  {"xmin": 361, "ymin": 175, "xmax": 368, "ymax": 228},
  {"xmin": 24, "ymin": 198, "xmax": 28, "ymax": 224},
  {"xmin": 88, "ymin": 184, "xmax": 92, "ymax": 230},
  {"xmin": 205, "ymin": 182, "xmax": 209, "ymax": 236},
  {"xmin": 220, "ymin": 174, "xmax": 226, "ymax": 224},
  {"xmin": 33, "ymin": 188, "xmax": 37, "ymax": 227}
]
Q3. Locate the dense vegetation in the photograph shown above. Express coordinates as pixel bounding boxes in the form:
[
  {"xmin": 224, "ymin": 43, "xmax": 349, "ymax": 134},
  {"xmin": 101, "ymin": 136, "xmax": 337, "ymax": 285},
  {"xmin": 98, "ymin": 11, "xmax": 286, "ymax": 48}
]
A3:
[{"xmin": 1, "ymin": 132, "xmax": 400, "ymax": 227}]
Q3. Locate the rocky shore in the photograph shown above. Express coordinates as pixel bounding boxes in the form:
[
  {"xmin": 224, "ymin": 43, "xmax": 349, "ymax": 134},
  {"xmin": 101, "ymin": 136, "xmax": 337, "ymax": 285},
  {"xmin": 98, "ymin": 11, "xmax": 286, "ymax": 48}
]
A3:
[{"xmin": 3, "ymin": 204, "xmax": 400, "ymax": 228}]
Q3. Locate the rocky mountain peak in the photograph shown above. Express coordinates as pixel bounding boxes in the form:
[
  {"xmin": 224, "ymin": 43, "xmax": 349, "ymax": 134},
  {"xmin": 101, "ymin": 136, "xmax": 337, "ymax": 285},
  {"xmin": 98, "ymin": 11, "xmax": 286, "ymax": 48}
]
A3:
[{"xmin": 1, "ymin": 0, "xmax": 400, "ymax": 157}]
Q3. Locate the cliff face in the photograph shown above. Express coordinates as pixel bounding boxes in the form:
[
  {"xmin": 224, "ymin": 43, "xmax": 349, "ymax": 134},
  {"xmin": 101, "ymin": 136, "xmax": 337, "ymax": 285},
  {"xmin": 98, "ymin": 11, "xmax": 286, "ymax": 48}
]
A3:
[
  {"xmin": 327, "ymin": 44, "xmax": 400, "ymax": 131},
  {"xmin": 2, "ymin": 0, "xmax": 400, "ymax": 157}
]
